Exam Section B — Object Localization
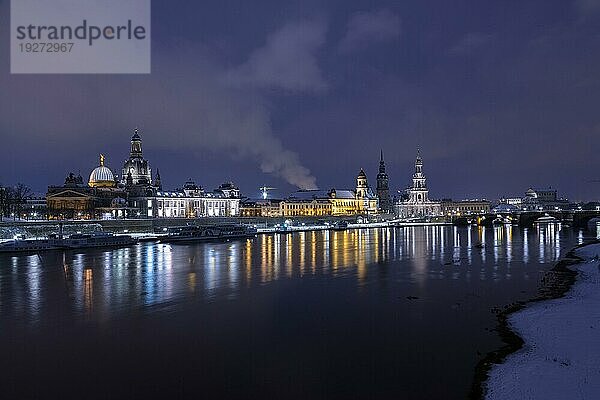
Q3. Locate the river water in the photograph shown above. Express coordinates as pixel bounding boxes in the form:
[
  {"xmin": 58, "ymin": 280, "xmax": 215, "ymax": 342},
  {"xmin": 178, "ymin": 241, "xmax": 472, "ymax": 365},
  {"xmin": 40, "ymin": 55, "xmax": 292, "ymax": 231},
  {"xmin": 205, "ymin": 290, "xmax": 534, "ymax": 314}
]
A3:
[{"xmin": 0, "ymin": 225, "xmax": 590, "ymax": 399}]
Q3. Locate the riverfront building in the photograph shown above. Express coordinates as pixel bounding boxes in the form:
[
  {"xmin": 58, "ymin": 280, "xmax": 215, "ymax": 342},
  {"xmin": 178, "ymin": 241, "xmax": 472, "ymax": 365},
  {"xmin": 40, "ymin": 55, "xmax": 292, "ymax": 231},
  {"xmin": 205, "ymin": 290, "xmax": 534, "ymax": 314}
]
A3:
[
  {"xmin": 153, "ymin": 180, "xmax": 240, "ymax": 218},
  {"xmin": 240, "ymin": 199, "xmax": 283, "ymax": 217},
  {"xmin": 45, "ymin": 129, "xmax": 396, "ymax": 220},
  {"xmin": 440, "ymin": 199, "xmax": 491, "ymax": 216},
  {"xmin": 47, "ymin": 129, "xmax": 240, "ymax": 219},
  {"xmin": 498, "ymin": 187, "xmax": 571, "ymax": 211},
  {"xmin": 47, "ymin": 156, "xmax": 134, "ymax": 219},
  {"xmin": 239, "ymin": 169, "xmax": 379, "ymax": 218},
  {"xmin": 395, "ymin": 151, "xmax": 442, "ymax": 219},
  {"xmin": 521, "ymin": 187, "xmax": 570, "ymax": 211},
  {"xmin": 281, "ymin": 169, "xmax": 378, "ymax": 217}
]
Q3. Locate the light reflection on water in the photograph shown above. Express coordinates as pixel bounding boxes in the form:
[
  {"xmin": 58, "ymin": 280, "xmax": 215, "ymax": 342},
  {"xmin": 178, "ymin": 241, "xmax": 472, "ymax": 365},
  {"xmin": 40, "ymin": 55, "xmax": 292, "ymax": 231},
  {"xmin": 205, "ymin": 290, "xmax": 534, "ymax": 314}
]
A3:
[
  {"xmin": 0, "ymin": 223, "xmax": 595, "ymax": 400},
  {"xmin": 0, "ymin": 224, "xmax": 586, "ymax": 325}
]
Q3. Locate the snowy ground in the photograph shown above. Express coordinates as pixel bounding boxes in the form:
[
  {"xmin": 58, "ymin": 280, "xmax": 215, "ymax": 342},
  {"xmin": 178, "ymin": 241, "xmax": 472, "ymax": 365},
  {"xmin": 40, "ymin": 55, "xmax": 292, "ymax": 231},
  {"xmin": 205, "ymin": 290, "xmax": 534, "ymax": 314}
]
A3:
[{"xmin": 486, "ymin": 242, "xmax": 600, "ymax": 399}]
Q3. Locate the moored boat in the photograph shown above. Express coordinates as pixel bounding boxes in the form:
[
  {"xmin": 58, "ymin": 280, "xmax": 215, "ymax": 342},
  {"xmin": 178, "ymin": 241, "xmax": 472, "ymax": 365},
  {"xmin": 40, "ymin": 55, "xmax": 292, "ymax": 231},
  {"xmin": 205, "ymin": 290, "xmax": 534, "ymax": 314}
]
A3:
[
  {"xmin": 160, "ymin": 224, "xmax": 257, "ymax": 243},
  {"xmin": 0, "ymin": 238, "xmax": 64, "ymax": 253},
  {"xmin": 61, "ymin": 232, "xmax": 137, "ymax": 249},
  {"xmin": 0, "ymin": 232, "xmax": 137, "ymax": 254},
  {"xmin": 330, "ymin": 221, "xmax": 348, "ymax": 231}
]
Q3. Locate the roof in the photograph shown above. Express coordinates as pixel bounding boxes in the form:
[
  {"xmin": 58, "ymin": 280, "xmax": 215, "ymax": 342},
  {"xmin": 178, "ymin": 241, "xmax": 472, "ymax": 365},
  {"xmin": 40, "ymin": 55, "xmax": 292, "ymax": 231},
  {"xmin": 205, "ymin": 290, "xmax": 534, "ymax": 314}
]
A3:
[
  {"xmin": 288, "ymin": 190, "xmax": 331, "ymax": 200},
  {"xmin": 132, "ymin": 128, "xmax": 141, "ymax": 140},
  {"xmin": 493, "ymin": 203, "xmax": 519, "ymax": 212},
  {"xmin": 89, "ymin": 166, "xmax": 114, "ymax": 184},
  {"xmin": 333, "ymin": 190, "xmax": 356, "ymax": 199}
]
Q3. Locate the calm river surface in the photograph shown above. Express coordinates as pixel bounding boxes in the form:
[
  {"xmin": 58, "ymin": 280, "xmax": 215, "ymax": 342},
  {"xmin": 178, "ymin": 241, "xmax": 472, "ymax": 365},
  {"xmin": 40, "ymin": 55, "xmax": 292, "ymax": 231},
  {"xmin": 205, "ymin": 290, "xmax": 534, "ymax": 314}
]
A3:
[{"xmin": 0, "ymin": 225, "xmax": 590, "ymax": 399}]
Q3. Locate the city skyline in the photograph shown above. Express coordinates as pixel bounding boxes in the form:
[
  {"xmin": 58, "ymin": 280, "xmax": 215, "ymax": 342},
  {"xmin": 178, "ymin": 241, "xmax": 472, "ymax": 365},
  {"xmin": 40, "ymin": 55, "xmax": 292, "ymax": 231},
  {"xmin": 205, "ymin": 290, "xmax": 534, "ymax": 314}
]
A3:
[
  {"xmin": 1, "ymin": 0, "xmax": 599, "ymax": 201},
  {"xmin": 4, "ymin": 130, "xmax": 580, "ymax": 204}
]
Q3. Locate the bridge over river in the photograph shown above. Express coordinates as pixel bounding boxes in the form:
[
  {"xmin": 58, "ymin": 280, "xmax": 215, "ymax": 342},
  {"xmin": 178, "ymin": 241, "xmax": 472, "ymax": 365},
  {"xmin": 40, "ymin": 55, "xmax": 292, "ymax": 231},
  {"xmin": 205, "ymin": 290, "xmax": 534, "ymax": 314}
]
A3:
[{"xmin": 455, "ymin": 210, "xmax": 600, "ymax": 228}]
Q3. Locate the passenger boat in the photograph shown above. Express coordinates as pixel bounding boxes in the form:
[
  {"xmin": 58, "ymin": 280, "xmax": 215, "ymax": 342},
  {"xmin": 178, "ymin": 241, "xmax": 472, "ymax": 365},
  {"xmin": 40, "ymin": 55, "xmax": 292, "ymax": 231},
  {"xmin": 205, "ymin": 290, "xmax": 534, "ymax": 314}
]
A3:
[
  {"xmin": 330, "ymin": 221, "xmax": 349, "ymax": 231},
  {"xmin": 161, "ymin": 224, "xmax": 257, "ymax": 243},
  {"xmin": 0, "ymin": 238, "xmax": 64, "ymax": 253},
  {"xmin": 61, "ymin": 232, "xmax": 137, "ymax": 249},
  {"xmin": 0, "ymin": 232, "xmax": 137, "ymax": 253}
]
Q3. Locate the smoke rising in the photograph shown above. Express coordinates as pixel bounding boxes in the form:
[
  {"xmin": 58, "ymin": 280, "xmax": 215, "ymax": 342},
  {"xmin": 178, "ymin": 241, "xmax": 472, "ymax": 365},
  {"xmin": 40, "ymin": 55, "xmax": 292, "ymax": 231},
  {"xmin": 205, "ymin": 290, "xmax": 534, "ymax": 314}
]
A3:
[{"xmin": 0, "ymin": 2, "xmax": 319, "ymax": 190}]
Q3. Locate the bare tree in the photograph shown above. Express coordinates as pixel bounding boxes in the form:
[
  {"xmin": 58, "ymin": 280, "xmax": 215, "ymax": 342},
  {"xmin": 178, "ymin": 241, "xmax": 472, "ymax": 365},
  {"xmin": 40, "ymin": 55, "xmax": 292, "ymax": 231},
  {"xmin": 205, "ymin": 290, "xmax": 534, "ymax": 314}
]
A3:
[
  {"xmin": 8, "ymin": 183, "xmax": 32, "ymax": 221},
  {"xmin": 0, "ymin": 185, "xmax": 8, "ymax": 222}
]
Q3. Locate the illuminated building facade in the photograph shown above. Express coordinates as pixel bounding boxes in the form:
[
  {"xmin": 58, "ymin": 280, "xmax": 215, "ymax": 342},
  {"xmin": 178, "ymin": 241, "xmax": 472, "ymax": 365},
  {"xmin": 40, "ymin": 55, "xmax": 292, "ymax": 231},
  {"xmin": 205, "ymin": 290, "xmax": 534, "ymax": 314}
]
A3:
[
  {"xmin": 47, "ymin": 156, "xmax": 133, "ymax": 219},
  {"xmin": 521, "ymin": 187, "xmax": 570, "ymax": 211},
  {"xmin": 395, "ymin": 150, "xmax": 442, "ymax": 218},
  {"xmin": 240, "ymin": 199, "xmax": 283, "ymax": 217},
  {"xmin": 280, "ymin": 196, "xmax": 332, "ymax": 217},
  {"xmin": 440, "ymin": 199, "xmax": 491, "ymax": 215},
  {"xmin": 47, "ymin": 129, "xmax": 239, "ymax": 219},
  {"xmin": 352, "ymin": 168, "xmax": 379, "ymax": 214},
  {"xmin": 153, "ymin": 180, "xmax": 241, "ymax": 218},
  {"xmin": 280, "ymin": 170, "xmax": 378, "ymax": 217}
]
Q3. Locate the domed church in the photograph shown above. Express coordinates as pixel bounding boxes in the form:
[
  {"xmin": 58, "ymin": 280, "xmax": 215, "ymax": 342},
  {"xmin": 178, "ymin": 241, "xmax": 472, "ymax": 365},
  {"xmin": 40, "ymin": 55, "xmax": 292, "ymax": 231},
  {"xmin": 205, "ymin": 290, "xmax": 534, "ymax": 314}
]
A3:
[{"xmin": 121, "ymin": 128, "xmax": 153, "ymax": 186}]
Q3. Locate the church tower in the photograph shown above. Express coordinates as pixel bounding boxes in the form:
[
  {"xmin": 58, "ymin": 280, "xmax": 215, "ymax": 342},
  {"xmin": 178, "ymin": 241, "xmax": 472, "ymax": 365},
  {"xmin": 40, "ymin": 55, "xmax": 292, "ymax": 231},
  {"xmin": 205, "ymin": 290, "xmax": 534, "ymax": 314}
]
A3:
[
  {"xmin": 376, "ymin": 150, "xmax": 392, "ymax": 213},
  {"xmin": 130, "ymin": 128, "xmax": 143, "ymax": 158},
  {"xmin": 409, "ymin": 149, "xmax": 429, "ymax": 204},
  {"xmin": 121, "ymin": 128, "xmax": 152, "ymax": 185},
  {"xmin": 356, "ymin": 168, "xmax": 369, "ymax": 198}
]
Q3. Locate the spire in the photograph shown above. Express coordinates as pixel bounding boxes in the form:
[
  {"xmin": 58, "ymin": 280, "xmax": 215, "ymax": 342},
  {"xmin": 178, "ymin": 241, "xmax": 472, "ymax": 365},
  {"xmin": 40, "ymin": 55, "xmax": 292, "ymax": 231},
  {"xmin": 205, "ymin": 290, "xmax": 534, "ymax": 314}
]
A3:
[
  {"xmin": 154, "ymin": 168, "xmax": 162, "ymax": 190},
  {"xmin": 100, "ymin": 154, "xmax": 105, "ymax": 167},
  {"xmin": 379, "ymin": 149, "xmax": 386, "ymax": 174}
]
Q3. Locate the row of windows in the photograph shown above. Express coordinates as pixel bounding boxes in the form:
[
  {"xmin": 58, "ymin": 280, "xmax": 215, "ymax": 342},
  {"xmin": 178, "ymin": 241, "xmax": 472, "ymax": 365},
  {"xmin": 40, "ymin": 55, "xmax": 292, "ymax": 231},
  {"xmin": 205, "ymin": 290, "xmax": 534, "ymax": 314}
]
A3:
[
  {"xmin": 158, "ymin": 209, "xmax": 237, "ymax": 217},
  {"xmin": 158, "ymin": 200, "xmax": 235, "ymax": 208},
  {"xmin": 283, "ymin": 204, "xmax": 331, "ymax": 210}
]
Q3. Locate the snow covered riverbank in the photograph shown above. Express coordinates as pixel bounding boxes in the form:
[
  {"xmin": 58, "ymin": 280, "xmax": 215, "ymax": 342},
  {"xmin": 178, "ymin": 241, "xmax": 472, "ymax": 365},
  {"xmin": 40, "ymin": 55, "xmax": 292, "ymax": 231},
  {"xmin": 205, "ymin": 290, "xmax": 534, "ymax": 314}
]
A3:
[{"xmin": 485, "ymin": 242, "xmax": 600, "ymax": 399}]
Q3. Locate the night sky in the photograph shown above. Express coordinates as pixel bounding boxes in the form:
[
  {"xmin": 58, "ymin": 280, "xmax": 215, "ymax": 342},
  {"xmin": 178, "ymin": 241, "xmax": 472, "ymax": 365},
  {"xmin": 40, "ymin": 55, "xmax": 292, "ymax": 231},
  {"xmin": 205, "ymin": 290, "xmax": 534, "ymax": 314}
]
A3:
[{"xmin": 1, "ymin": 0, "xmax": 599, "ymax": 201}]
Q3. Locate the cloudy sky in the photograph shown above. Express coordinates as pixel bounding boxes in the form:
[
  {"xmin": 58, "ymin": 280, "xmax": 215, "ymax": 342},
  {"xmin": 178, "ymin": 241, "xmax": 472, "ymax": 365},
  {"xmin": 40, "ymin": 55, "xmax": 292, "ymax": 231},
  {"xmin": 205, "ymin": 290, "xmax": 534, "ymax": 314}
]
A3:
[{"xmin": 1, "ymin": 0, "xmax": 600, "ymax": 201}]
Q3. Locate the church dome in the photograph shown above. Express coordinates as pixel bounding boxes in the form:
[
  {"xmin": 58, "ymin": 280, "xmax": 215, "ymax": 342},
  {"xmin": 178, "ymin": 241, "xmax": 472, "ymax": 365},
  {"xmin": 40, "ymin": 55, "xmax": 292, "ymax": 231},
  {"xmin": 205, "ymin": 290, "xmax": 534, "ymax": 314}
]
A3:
[
  {"xmin": 89, "ymin": 154, "xmax": 116, "ymax": 188},
  {"xmin": 525, "ymin": 188, "xmax": 538, "ymax": 198}
]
